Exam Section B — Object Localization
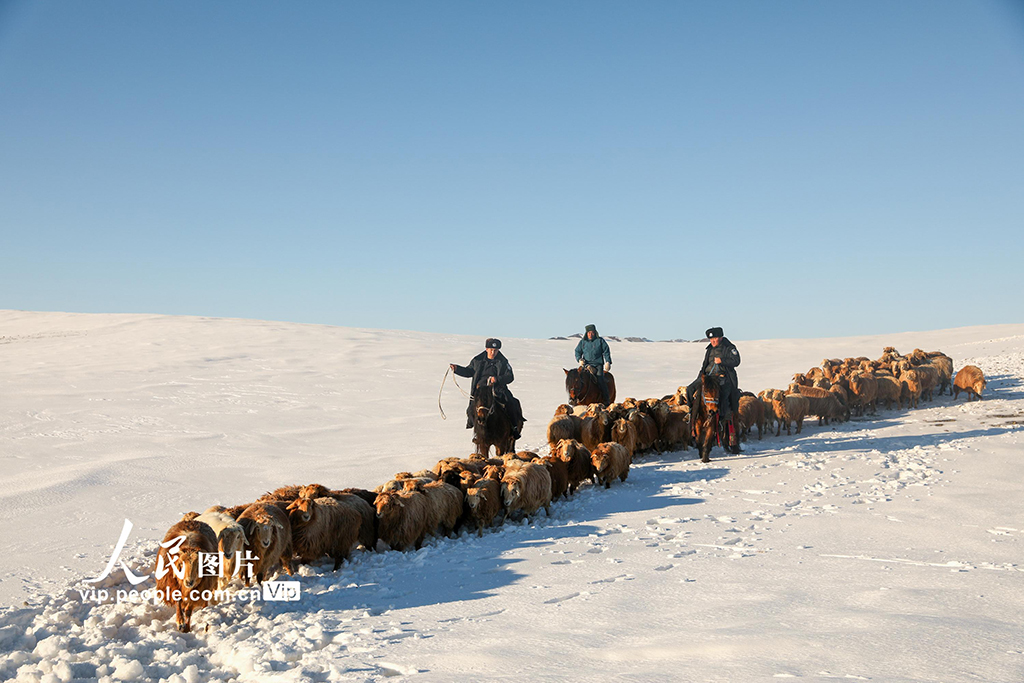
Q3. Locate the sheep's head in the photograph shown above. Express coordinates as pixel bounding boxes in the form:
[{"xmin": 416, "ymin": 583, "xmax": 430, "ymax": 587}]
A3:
[
  {"xmin": 554, "ymin": 404, "xmax": 572, "ymax": 417},
  {"xmin": 252, "ymin": 510, "xmax": 280, "ymax": 548},
  {"xmin": 177, "ymin": 546, "xmax": 202, "ymax": 592},
  {"xmin": 502, "ymin": 480, "xmax": 520, "ymax": 507},
  {"xmin": 287, "ymin": 497, "xmax": 313, "ymax": 524},
  {"xmin": 466, "ymin": 490, "xmax": 481, "ymax": 510}
]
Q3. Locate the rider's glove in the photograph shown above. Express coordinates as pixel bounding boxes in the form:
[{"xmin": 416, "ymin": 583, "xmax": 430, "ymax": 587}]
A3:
[
  {"xmin": 578, "ymin": 360, "xmax": 585, "ymax": 368},
  {"xmin": 604, "ymin": 363, "xmax": 611, "ymax": 372}
]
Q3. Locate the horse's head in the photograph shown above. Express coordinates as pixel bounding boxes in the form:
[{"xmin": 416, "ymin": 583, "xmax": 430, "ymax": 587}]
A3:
[
  {"xmin": 564, "ymin": 367, "xmax": 592, "ymax": 406},
  {"xmin": 700, "ymin": 374, "xmax": 721, "ymax": 414}
]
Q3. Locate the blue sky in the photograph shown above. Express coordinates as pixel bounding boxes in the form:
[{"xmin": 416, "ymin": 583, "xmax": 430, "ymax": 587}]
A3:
[{"xmin": 2, "ymin": 1, "xmax": 1022, "ymax": 341}]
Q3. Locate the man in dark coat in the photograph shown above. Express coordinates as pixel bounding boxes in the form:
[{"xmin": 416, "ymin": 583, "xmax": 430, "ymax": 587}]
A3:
[
  {"xmin": 574, "ymin": 324, "xmax": 612, "ymax": 403},
  {"xmin": 687, "ymin": 327, "xmax": 741, "ymax": 420},
  {"xmin": 450, "ymin": 338, "xmax": 525, "ymax": 439}
]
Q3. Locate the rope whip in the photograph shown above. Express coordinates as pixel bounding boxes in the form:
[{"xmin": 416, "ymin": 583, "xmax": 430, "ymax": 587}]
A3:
[{"xmin": 438, "ymin": 366, "xmax": 471, "ymax": 420}]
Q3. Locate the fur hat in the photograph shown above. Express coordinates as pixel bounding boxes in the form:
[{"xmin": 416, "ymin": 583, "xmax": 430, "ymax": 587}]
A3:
[
  {"xmin": 584, "ymin": 324, "xmax": 597, "ymax": 335},
  {"xmin": 705, "ymin": 327, "xmax": 724, "ymax": 339},
  {"xmin": 485, "ymin": 338, "xmax": 501, "ymax": 349}
]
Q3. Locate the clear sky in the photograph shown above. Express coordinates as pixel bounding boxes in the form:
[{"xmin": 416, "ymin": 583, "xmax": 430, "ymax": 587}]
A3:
[{"xmin": 2, "ymin": 1, "xmax": 1022, "ymax": 341}]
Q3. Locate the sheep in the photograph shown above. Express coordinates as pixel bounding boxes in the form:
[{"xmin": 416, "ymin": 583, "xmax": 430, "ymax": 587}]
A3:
[
  {"xmin": 610, "ymin": 418, "xmax": 638, "ymax": 461},
  {"xmin": 553, "ymin": 439, "xmax": 594, "ymax": 494},
  {"xmin": 286, "ymin": 496, "xmax": 363, "ymax": 570},
  {"xmin": 788, "ymin": 384, "xmax": 847, "ymax": 425},
  {"xmin": 873, "ymin": 375, "xmax": 903, "ymax": 410},
  {"xmin": 540, "ymin": 455, "xmax": 570, "ymax": 501},
  {"xmin": 953, "ymin": 365, "xmax": 986, "ymax": 401},
  {"xmin": 848, "ymin": 374, "xmax": 879, "ymax": 415},
  {"xmin": 580, "ymin": 411, "xmax": 612, "ymax": 452},
  {"xmin": 194, "ymin": 507, "xmax": 248, "ymax": 591},
  {"xmin": 571, "ymin": 404, "xmax": 589, "ymax": 417},
  {"xmin": 649, "ymin": 401, "xmax": 690, "ymax": 451},
  {"xmin": 432, "ymin": 458, "xmax": 486, "ymax": 488},
  {"xmin": 627, "ymin": 408, "xmax": 659, "ymax": 454},
  {"xmin": 900, "ymin": 369, "xmax": 924, "ymax": 409},
  {"xmin": 826, "ymin": 383, "xmax": 851, "ymax": 420},
  {"xmin": 770, "ymin": 390, "xmax": 809, "ymax": 436},
  {"xmin": 154, "ymin": 518, "xmax": 219, "ymax": 633},
  {"xmin": 901, "ymin": 364, "xmax": 939, "ymax": 402},
  {"xmin": 375, "ymin": 487, "xmax": 432, "ymax": 551},
  {"xmin": 547, "ymin": 409, "xmax": 582, "ymax": 452},
  {"xmin": 737, "ymin": 395, "xmax": 766, "ymax": 439},
  {"xmin": 500, "ymin": 460, "xmax": 552, "ymax": 521},
  {"xmin": 417, "ymin": 479, "xmax": 464, "ymax": 537},
  {"xmin": 504, "ymin": 450, "xmax": 542, "ymax": 464},
  {"xmin": 590, "ymin": 442, "xmax": 631, "ymax": 489},
  {"xmin": 236, "ymin": 502, "xmax": 294, "ymax": 586},
  {"xmin": 927, "ymin": 355, "xmax": 954, "ymax": 395},
  {"xmin": 464, "ymin": 476, "xmax": 502, "ymax": 536},
  {"xmin": 337, "ymin": 487, "xmax": 380, "ymax": 511}
]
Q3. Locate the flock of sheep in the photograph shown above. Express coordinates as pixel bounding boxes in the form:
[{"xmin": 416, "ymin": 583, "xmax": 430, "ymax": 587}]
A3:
[{"xmin": 152, "ymin": 346, "xmax": 988, "ymax": 632}]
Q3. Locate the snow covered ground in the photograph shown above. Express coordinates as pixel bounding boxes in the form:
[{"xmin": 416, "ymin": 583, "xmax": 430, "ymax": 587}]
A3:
[{"xmin": 1, "ymin": 311, "xmax": 1022, "ymax": 682}]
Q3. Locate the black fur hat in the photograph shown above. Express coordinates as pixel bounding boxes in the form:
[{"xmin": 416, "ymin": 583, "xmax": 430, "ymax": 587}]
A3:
[
  {"xmin": 485, "ymin": 338, "xmax": 501, "ymax": 349},
  {"xmin": 705, "ymin": 327, "xmax": 724, "ymax": 339}
]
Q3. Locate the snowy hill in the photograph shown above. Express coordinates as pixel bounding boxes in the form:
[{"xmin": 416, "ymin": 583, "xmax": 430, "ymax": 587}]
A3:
[{"xmin": 1, "ymin": 311, "xmax": 1023, "ymax": 682}]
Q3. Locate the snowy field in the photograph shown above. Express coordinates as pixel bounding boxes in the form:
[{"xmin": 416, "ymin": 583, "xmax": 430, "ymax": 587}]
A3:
[{"xmin": 1, "ymin": 311, "xmax": 1023, "ymax": 682}]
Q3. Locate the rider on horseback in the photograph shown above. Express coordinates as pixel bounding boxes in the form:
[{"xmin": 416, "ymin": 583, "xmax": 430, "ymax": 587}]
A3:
[
  {"xmin": 687, "ymin": 326, "xmax": 741, "ymax": 423},
  {"xmin": 574, "ymin": 324, "xmax": 612, "ymax": 404},
  {"xmin": 450, "ymin": 338, "xmax": 525, "ymax": 440}
]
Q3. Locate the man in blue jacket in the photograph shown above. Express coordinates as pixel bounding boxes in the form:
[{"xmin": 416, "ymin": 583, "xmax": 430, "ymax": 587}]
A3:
[{"xmin": 574, "ymin": 324, "xmax": 612, "ymax": 403}]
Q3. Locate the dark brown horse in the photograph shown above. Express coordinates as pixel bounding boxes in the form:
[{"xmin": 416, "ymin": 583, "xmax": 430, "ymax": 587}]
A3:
[
  {"xmin": 563, "ymin": 367, "xmax": 616, "ymax": 406},
  {"xmin": 472, "ymin": 387, "xmax": 516, "ymax": 457},
  {"xmin": 690, "ymin": 374, "xmax": 740, "ymax": 462}
]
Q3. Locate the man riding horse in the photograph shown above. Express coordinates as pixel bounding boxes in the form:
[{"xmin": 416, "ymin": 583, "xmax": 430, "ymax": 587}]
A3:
[
  {"xmin": 574, "ymin": 324, "xmax": 612, "ymax": 404},
  {"xmin": 687, "ymin": 327, "xmax": 741, "ymax": 446},
  {"xmin": 450, "ymin": 338, "xmax": 525, "ymax": 440}
]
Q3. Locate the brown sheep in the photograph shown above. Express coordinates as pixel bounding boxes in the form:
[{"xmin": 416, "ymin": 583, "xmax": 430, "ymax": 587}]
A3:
[
  {"xmin": 737, "ymin": 395, "xmax": 766, "ymax": 439},
  {"xmin": 501, "ymin": 460, "xmax": 553, "ymax": 521},
  {"xmin": 375, "ymin": 487, "xmax": 432, "ymax": 551},
  {"xmin": 873, "ymin": 375, "xmax": 903, "ymax": 410},
  {"xmin": 236, "ymin": 502, "xmax": 294, "ymax": 586},
  {"xmin": 900, "ymin": 369, "xmax": 924, "ymax": 408},
  {"xmin": 627, "ymin": 408, "xmax": 659, "ymax": 453},
  {"xmin": 580, "ymin": 411, "xmax": 612, "ymax": 452},
  {"xmin": 649, "ymin": 402, "xmax": 690, "ymax": 451},
  {"xmin": 417, "ymin": 479, "xmax": 464, "ymax": 537},
  {"xmin": 788, "ymin": 384, "xmax": 847, "ymax": 425},
  {"xmin": 927, "ymin": 355, "xmax": 954, "ymax": 395},
  {"xmin": 286, "ymin": 496, "xmax": 363, "ymax": 570},
  {"xmin": 464, "ymin": 475, "xmax": 503, "ymax": 536},
  {"xmin": 540, "ymin": 455, "xmax": 570, "ymax": 501},
  {"xmin": 953, "ymin": 365, "xmax": 986, "ymax": 401},
  {"xmin": 610, "ymin": 418, "xmax": 638, "ymax": 461},
  {"xmin": 547, "ymin": 410, "xmax": 583, "ymax": 452},
  {"xmin": 553, "ymin": 439, "xmax": 594, "ymax": 494},
  {"xmin": 901, "ymin": 364, "xmax": 938, "ymax": 402},
  {"xmin": 155, "ymin": 518, "xmax": 219, "ymax": 633},
  {"xmin": 770, "ymin": 390, "xmax": 809, "ymax": 436},
  {"xmin": 590, "ymin": 442, "xmax": 631, "ymax": 489},
  {"xmin": 848, "ymin": 374, "xmax": 879, "ymax": 415}
]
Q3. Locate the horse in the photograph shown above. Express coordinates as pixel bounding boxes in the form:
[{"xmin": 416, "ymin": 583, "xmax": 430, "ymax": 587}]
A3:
[
  {"xmin": 563, "ymin": 366, "xmax": 616, "ymax": 407},
  {"xmin": 690, "ymin": 373, "xmax": 740, "ymax": 462},
  {"xmin": 472, "ymin": 387, "xmax": 516, "ymax": 457}
]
